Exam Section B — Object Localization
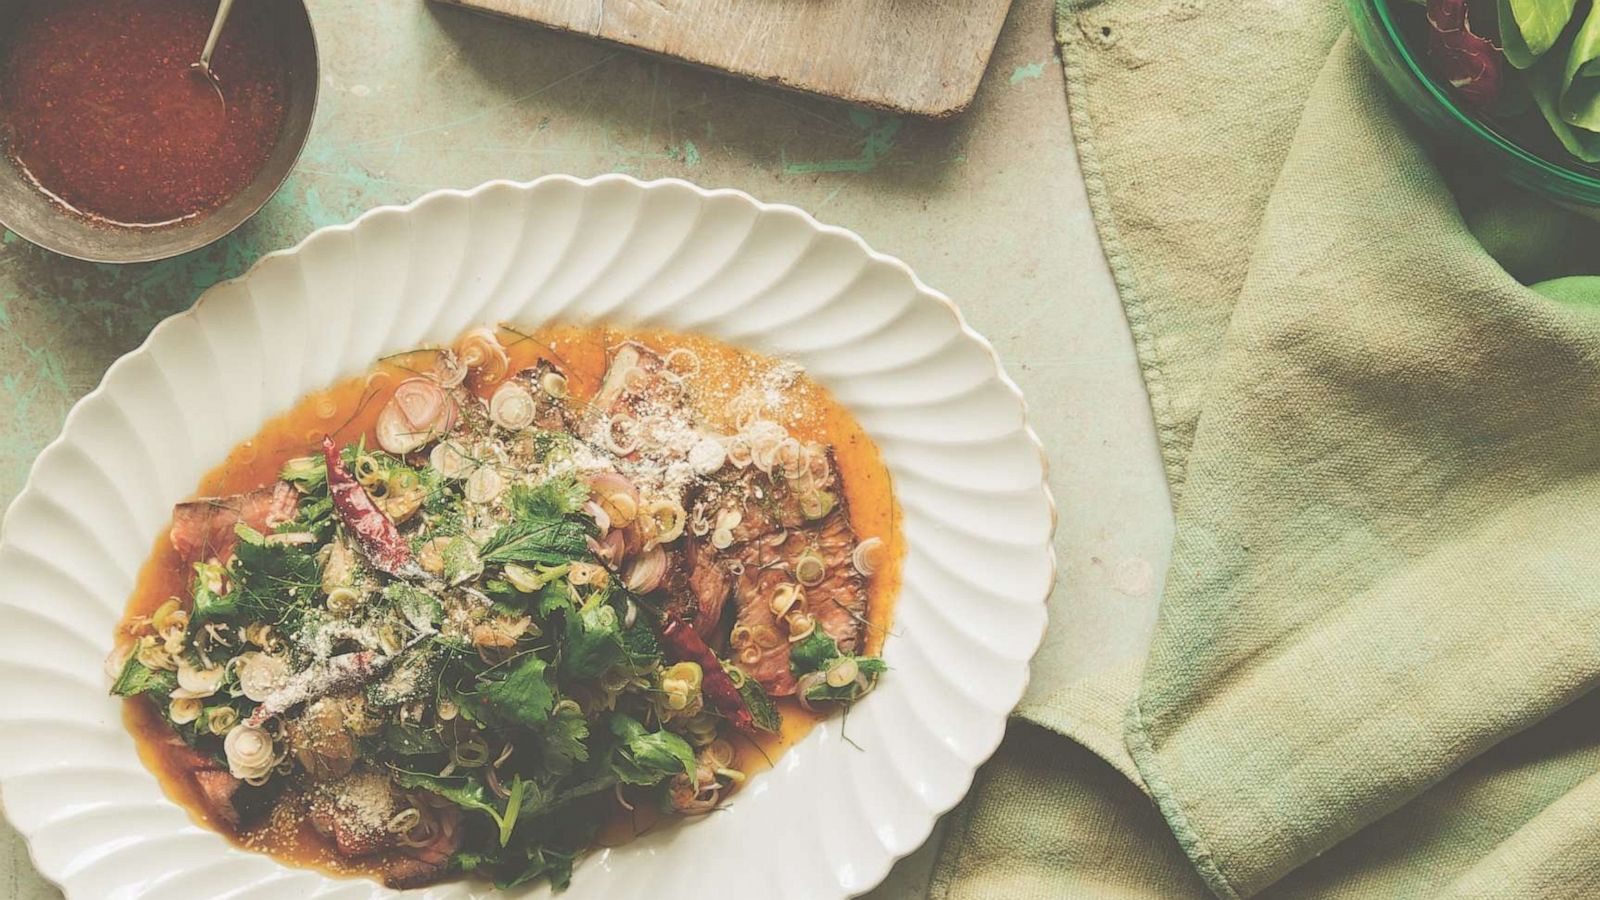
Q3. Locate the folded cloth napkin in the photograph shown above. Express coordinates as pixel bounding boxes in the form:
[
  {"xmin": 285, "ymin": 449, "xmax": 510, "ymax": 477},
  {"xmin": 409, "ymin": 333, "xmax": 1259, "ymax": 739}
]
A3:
[{"xmin": 930, "ymin": 0, "xmax": 1600, "ymax": 896}]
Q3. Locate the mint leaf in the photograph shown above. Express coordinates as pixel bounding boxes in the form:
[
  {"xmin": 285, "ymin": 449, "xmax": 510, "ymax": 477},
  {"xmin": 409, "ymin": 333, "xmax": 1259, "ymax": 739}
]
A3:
[
  {"xmin": 608, "ymin": 713, "xmax": 695, "ymax": 784},
  {"xmin": 110, "ymin": 656, "xmax": 176, "ymax": 698},
  {"xmin": 735, "ymin": 673, "xmax": 781, "ymax": 733},
  {"xmin": 385, "ymin": 722, "xmax": 446, "ymax": 757},
  {"xmin": 789, "ymin": 628, "xmax": 842, "ymax": 675}
]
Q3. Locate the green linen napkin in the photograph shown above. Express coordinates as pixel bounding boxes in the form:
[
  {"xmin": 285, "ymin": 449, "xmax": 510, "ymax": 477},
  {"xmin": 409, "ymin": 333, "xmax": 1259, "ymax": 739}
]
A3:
[{"xmin": 931, "ymin": 2, "xmax": 1600, "ymax": 897}]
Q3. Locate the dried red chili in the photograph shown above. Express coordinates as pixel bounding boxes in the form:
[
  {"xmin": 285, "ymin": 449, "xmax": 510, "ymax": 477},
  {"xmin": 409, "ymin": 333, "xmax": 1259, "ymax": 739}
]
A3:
[
  {"xmin": 660, "ymin": 615, "xmax": 758, "ymax": 736},
  {"xmin": 322, "ymin": 436, "xmax": 421, "ymax": 579}
]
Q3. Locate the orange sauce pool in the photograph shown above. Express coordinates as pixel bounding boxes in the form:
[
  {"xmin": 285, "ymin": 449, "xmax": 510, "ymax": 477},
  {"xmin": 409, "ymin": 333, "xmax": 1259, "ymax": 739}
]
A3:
[{"xmin": 118, "ymin": 324, "xmax": 903, "ymax": 880}]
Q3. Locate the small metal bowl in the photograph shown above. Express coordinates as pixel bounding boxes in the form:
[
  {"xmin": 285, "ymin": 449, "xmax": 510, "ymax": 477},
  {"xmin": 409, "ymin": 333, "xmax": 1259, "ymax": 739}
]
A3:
[{"xmin": 0, "ymin": 0, "xmax": 319, "ymax": 263}]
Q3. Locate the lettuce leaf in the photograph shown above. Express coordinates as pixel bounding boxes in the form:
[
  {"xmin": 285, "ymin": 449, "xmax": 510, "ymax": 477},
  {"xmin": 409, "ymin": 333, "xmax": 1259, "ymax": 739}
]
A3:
[
  {"xmin": 1501, "ymin": 0, "xmax": 1579, "ymax": 67},
  {"xmin": 1560, "ymin": 0, "xmax": 1600, "ymax": 128}
]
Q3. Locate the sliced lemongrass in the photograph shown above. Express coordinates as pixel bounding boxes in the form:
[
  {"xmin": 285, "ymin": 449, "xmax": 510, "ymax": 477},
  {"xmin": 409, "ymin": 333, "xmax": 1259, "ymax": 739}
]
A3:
[
  {"xmin": 465, "ymin": 466, "xmax": 505, "ymax": 504},
  {"xmin": 726, "ymin": 436, "xmax": 753, "ymax": 468},
  {"xmin": 769, "ymin": 583, "xmax": 802, "ymax": 618},
  {"xmin": 785, "ymin": 610, "xmax": 816, "ymax": 641},
  {"xmin": 664, "ymin": 347, "xmax": 701, "ymax": 380},
  {"xmin": 644, "ymin": 498, "xmax": 686, "ymax": 544},
  {"xmin": 825, "ymin": 656, "xmax": 859, "ymax": 688},
  {"xmin": 795, "ymin": 549, "xmax": 827, "ymax": 586}
]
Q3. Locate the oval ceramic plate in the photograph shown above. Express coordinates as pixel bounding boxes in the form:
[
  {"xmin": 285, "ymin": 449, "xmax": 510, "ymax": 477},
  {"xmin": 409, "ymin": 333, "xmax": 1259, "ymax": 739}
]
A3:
[{"xmin": 0, "ymin": 175, "xmax": 1054, "ymax": 899}]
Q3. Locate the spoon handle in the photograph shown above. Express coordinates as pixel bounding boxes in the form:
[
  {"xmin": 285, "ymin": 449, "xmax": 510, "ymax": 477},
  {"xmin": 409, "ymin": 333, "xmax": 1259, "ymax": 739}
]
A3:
[{"xmin": 199, "ymin": 0, "xmax": 237, "ymax": 70}]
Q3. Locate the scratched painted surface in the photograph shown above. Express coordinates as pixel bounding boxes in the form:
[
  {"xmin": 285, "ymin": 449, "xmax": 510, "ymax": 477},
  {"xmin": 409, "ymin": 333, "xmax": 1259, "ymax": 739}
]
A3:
[{"xmin": 0, "ymin": 0, "xmax": 1176, "ymax": 895}]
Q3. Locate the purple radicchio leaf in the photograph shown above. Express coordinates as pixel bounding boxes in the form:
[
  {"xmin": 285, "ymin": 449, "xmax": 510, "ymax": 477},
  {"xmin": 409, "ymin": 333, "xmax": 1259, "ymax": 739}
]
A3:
[{"xmin": 1427, "ymin": 0, "xmax": 1505, "ymax": 106}]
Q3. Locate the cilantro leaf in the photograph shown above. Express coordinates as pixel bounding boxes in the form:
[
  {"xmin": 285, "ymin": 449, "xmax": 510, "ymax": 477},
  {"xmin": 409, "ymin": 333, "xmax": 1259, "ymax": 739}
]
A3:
[
  {"xmin": 538, "ymin": 703, "xmax": 590, "ymax": 777},
  {"xmin": 537, "ymin": 582, "xmax": 575, "ymax": 618},
  {"xmin": 509, "ymin": 475, "xmax": 590, "ymax": 518},
  {"xmin": 608, "ymin": 713, "xmax": 696, "ymax": 784},
  {"xmin": 474, "ymin": 654, "xmax": 555, "ymax": 728},
  {"xmin": 110, "ymin": 656, "xmax": 176, "ymax": 698},
  {"xmin": 560, "ymin": 598, "xmax": 622, "ymax": 679}
]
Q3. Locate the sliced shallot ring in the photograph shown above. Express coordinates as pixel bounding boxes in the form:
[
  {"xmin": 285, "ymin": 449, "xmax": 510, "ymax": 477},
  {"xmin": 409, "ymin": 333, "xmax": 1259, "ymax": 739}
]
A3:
[{"xmin": 852, "ymin": 537, "xmax": 885, "ymax": 576}]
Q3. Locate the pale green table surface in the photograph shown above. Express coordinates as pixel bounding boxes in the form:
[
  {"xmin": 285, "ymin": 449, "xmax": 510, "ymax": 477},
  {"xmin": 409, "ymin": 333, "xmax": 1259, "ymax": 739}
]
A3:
[{"xmin": 0, "ymin": 0, "xmax": 1175, "ymax": 895}]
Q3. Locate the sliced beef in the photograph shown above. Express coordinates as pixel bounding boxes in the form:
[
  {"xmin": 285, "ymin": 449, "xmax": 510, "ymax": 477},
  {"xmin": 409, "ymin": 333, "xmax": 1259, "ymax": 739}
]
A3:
[
  {"xmin": 685, "ymin": 540, "xmax": 731, "ymax": 642},
  {"xmin": 193, "ymin": 769, "xmax": 242, "ymax": 828},
  {"xmin": 730, "ymin": 535, "xmax": 799, "ymax": 696},
  {"xmin": 384, "ymin": 804, "xmax": 461, "ymax": 889},
  {"xmin": 170, "ymin": 481, "xmax": 299, "ymax": 565},
  {"xmin": 161, "ymin": 734, "xmax": 277, "ymax": 829},
  {"xmin": 309, "ymin": 773, "xmax": 462, "ymax": 890},
  {"xmin": 727, "ymin": 508, "xmax": 867, "ymax": 697},
  {"xmin": 658, "ymin": 539, "xmax": 732, "ymax": 648},
  {"xmin": 801, "ymin": 508, "xmax": 868, "ymax": 655}
]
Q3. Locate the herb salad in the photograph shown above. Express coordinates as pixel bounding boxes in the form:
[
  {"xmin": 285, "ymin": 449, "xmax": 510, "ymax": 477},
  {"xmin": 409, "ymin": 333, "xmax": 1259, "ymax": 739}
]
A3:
[{"xmin": 108, "ymin": 326, "xmax": 898, "ymax": 891}]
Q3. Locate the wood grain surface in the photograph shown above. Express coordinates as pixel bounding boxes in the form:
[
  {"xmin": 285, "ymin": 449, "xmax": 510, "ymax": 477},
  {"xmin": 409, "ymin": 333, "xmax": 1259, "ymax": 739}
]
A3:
[{"xmin": 429, "ymin": 0, "xmax": 1015, "ymax": 117}]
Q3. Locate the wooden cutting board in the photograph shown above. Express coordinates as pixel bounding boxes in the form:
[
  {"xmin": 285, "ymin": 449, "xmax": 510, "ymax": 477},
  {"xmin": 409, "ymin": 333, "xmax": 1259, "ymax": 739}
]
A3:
[{"xmin": 431, "ymin": 0, "xmax": 1016, "ymax": 118}]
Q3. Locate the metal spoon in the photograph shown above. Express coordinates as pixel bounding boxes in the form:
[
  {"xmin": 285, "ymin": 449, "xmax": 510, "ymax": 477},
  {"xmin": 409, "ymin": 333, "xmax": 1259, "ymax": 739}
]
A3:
[{"xmin": 189, "ymin": 0, "xmax": 237, "ymax": 102}]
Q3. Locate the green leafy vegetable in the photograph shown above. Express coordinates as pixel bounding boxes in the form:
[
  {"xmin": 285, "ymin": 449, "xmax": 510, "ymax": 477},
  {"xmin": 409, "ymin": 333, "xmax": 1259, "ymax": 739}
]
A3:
[
  {"xmin": 560, "ymin": 597, "xmax": 623, "ymax": 679},
  {"xmin": 787, "ymin": 628, "xmax": 887, "ymax": 702},
  {"xmin": 1532, "ymin": 51, "xmax": 1600, "ymax": 160},
  {"xmin": 1500, "ymin": 0, "xmax": 1579, "ymax": 68},
  {"xmin": 789, "ymin": 628, "xmax": 843, "ymax": 675},
  {"xmin": 1561, "ymin": 1, "xmax": 1600, "ymax": 128},
  {"xmin": 384, "ymin": 722, "xmax": 446, "ymax": 757},
  {"xmin": 385, "ymin": 583, "xmax": 442, "ymax": 633},
  {"xmin": 215, "ymin": 525, "xmax": 322, "ymax": 626},
  {"xmin": 393, "ymin": 769, "xmax": 521, "ymax": 841},
  {"xmin": 509, "ymin": 475, "xmax": 590, "ymax": 518},
  {"xmin": 479, "ymin": 477, "xmax": 593, "ymax": 567},
  {"xmin": 538, "ymin": 703, "xmax": 591, "ymax": 777},
  {"xmin": 735, "ymin": 673, "xmax": 781, "ymax": 733},
  {"xmin": 111, "ymin": 656, "xmax": 176, "ymax": 698},
  {"xmin": 475, "ymin": 654, "xmax": 555, "ymax": 728},
  {"xmin": 608, "ymin": 713, "xmax": 695, "ymax": 784},
  {"xmin": 801, "ymin": 658, "xmax": 889, "ymax": 702}
]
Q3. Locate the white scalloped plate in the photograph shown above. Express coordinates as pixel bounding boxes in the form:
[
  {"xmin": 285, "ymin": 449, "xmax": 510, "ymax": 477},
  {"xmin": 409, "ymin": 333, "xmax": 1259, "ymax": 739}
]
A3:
[{"xmin": 0, "ymin": 175, "xmax": 1055, "ymax": 900}]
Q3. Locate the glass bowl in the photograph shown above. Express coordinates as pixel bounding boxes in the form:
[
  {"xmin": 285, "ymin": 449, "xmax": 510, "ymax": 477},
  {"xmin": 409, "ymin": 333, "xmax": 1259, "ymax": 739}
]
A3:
[{"xmin": 1347, "ymin": 0, "xmax": 1600, "ymax": 206}]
